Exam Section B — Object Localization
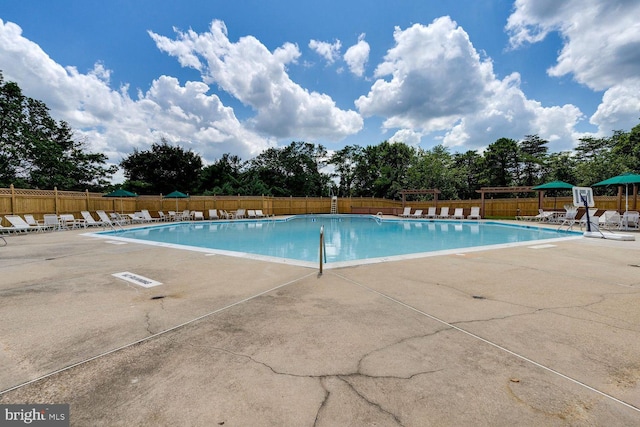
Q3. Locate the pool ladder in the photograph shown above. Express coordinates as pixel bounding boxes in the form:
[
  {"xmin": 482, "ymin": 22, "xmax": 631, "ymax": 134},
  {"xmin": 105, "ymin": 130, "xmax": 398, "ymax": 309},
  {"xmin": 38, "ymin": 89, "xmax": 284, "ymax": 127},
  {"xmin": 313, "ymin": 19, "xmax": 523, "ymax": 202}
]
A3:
[
  {"xmin": 319, "ymin": 225, "xmax": 327, "ymax": 275},
  {"xmin": 330, "ymin": 196, "xmax": 338, "ymax": 214}
]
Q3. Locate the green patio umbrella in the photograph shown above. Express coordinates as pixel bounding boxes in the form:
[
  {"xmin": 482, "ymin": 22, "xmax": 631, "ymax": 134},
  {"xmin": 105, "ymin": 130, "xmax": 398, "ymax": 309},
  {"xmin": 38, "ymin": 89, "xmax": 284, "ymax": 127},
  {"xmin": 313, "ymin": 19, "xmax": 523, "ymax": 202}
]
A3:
[
  {"xmin": 164, "ymin": 190, "xmax": 189, "ymax": 211},
  {"xmin": 532, "ymin": 180, "xmax": 574, "ymax": 209},
  {"xmin": 103, "ymin": 188, "xmax": 137, "ymax": 213},
  {"xmin": 593, "ymin": 172, "xmax": 640, "ymax": 212}
]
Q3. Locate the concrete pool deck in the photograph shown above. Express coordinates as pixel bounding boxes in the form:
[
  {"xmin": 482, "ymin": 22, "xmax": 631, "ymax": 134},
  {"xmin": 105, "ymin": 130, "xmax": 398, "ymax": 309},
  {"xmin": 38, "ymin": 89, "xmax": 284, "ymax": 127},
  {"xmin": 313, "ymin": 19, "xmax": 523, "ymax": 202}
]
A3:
[{"xmin": 1, "ymin": 220, "xmax": 639, "ymax": 425}]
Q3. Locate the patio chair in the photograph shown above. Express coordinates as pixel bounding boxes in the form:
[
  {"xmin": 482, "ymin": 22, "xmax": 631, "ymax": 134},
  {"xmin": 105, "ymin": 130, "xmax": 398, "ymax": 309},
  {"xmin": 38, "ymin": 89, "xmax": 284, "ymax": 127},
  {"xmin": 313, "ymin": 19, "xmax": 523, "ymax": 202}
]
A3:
[
  {"xmin": 235, "ymin": 209, "xmax": 246, "ymax": 219},
  {"xmin": 399, "ymin": 207, "xmax": 412, "ymax": 217},
  {"xmin": 467, "ymin": 207, "xmax": 481, "ymax": 220},
  {"xmin": 4, "ymin": 215, "xmax": 43, "ymax": 232},
  {"xmin": 452, "ymin": 208, "xmax": 465, "ymax": 219},
  {"xmin": 208, "ymin": 209, "xmax": 220, "ymax": 220},
  {"xmin": 557, "ymin": 207, "xmax": 578, "ymax": 229},
  {"xmin": 437, "ymin": 207, "xmax": 450, "ymax": 219},
  {"xmin": 193, "ymin": 211, "xmax": 205, "ymax": 220},
  {"xmin": 424, "ymin": 207, "xmax": 437, "ymax": 219},
  {"xmin": 247, "ymin": 210, "xmax": 256, "ymax": 218},
  {"xmin": 410, "ymin": 209, "xmax": 423, "ymax": 218},
  {"xmin": 622, "ymin": 211, "xmax": 639, "ymax": 230},
  {"xmin": 81, "ymin": 211, "xmax": 105, "ymax": 227},
  {"xmin": 141, "ymin": 210, "xmax": 161, "ymax": 222},
  {"xmin": 59, "ymin": 213, "xmax": 85, "ymax": 229},
  {"xmin": 158, "ymin": 211, "xmax": 168, "ymax": 221},
  {"xmin": 255, "ymin": 209, "xmax": 266, "ymax": 218},
  {"xmin": 43, "ymin": 214, "xmax": 61, "ymax": 231},
  {"xmin": 599, "ymin": 210, "xmax": 621, "ymax": 230},
  {"xmin": 578, "ymin": 208, "xmax": 598, "ymax": 229}
]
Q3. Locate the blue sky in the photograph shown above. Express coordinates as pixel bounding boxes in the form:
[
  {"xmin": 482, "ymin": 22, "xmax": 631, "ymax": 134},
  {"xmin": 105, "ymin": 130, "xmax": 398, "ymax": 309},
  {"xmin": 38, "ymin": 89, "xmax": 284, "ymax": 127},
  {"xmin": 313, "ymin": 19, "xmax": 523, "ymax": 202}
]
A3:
[{"xmin": 1, "ymin": 0, "xmax": 639, "ymax": 181}]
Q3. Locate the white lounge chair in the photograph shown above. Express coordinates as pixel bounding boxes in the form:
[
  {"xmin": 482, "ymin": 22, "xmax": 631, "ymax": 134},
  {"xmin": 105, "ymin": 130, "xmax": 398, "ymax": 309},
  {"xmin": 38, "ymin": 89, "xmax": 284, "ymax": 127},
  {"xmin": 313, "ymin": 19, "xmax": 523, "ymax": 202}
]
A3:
[
  {"xmin": 247, "ymin": 210, "xmax": 256, "ymax": 218},
  {"xmin": 437, "ymin": 207, "xmax": 450, "ymax": 219},
  {"xmin": 557, "ymin": 207, "xmax": 578, "ymax": 229},
  {"xmin": 622, "ymin": 211, "xmax": 640, "ymax": 230},
  {"xmin": 467, "ymin": 207, "xmax": 481, "ymax": 220},
  {"xmin": 599, "ymin": 210, "xmax": 620, "ymax": 230},
  {"xmin": 59, "ymin": 213, "xmax": 85, "ymax": 229},
  {"xmin": 410, "ymin": 209, "xmax": 423, "ymax": 218},
  {"xmin": 81, "ymin": 211, "xmax": 105, "ymax": 227},
  {"xmin": 97, "ymin": 210, "xmax": 115, "ymax": 226},
  {"xmin": 193, "ymin": 211, "xmax": 205, "ymax": 220},
  {"xmin": 234, "ymin": 209, "xmax": 246, "ymax": 219},
  {"xmin": 141, "ymin": 210, "xmax": 161, "ymax": 222},
  {"xmin": 255, "ymin": 209, "xmax": 266, "ymax": 218},
  {"xmin": 43, "ymin": 214, "xmax": 61, "ymax": 231},
  {"xmin": 452, "ymin": 208, "xmax": 464, "ymax": 219},
  {"xmin": 208, "ymin": 209, "xmax": 219, "ymax": 220},
  {"xmin": 158, "ymin": 211, "xmax": 168, "ymax": 221},
  {"xmin": 400, "ymin": 207, "xmax": 412, "ymax": 217},
  {"xmin": 4, "ymin": 215, "xmax": 43, "ymax": 232},
  {"xmin": 424, "ymin": 207, "xmax": 437, "ymax": 219}
]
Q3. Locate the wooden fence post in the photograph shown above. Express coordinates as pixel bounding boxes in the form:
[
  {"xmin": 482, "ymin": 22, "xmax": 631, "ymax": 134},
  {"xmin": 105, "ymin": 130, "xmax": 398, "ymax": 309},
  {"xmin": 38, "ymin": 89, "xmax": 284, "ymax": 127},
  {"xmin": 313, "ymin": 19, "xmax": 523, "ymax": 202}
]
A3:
[{"xmin": 10, "ymin": 184, "xmax": 15, "ymax": 214}]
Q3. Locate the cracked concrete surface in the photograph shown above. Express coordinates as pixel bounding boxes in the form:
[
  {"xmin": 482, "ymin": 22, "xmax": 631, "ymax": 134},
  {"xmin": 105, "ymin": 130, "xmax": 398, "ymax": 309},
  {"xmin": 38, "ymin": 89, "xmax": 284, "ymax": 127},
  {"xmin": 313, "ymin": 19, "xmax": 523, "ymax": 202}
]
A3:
[{"xmin": 1, "ymin": 224, "xmax": 640, "ymax": 425}]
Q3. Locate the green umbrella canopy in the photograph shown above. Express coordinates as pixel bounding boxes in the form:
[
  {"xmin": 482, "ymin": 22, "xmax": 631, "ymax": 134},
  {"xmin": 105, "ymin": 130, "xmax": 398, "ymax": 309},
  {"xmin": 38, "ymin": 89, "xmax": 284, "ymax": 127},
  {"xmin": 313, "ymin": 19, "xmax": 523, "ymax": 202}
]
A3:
[
  {"xmin": 164, "ymin": 190, "xmax": 189, "ymax": 199},
  {"xmin": 531, "ymin": 180, "xmax": 574, "ymax": 190},
  {"xmin": 103, "ymin": 188, "xmax": 137, "ymax": 197},
  {"xmin": 164, "ymin": 190, "xmax": 189, "ymax": 212},
  {"xmin": 593, "ymin": 172, "xmax": 640, "ymax": 186},
  {"xmin": 593, "ymin": 172, "xmax": 640, "ymax": 212},
  {"xmin": 103, "ymin": 188, "xmax": 137, "ymax": 213}
]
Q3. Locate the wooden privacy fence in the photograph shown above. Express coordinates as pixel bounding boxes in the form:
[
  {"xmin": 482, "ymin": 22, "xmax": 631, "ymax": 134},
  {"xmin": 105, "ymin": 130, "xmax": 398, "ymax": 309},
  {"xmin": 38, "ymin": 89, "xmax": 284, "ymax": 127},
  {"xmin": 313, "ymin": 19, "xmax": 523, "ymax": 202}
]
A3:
[{"xmin": 0, "ymin": 185, "xmax": 630, "ymax": 226}]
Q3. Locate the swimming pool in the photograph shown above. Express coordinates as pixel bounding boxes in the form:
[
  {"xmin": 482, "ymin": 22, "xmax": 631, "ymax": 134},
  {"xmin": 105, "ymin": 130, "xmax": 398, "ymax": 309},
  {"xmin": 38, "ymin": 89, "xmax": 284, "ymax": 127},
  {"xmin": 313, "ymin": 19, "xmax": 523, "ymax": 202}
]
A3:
[{"xmin": 90, "ymin": 215, "xmax": 581, "ymax": 268}]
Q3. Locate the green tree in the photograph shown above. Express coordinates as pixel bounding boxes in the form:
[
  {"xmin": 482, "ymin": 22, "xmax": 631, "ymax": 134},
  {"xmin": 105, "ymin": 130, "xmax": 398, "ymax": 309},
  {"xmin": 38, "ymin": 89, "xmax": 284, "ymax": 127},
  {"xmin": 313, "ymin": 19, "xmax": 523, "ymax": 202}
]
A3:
[
  {"xmin": 483, "ymin": 138, "xmax": 519, "ymax": 187},
  {"xmin": 0, "ymin": 72, "xmax": 115, "ymax": 190},
  {"xmin": 452, "ymin": 150, "xmax": 485, "ymax": 199},
  {"xmin": 329, "ymin": 145, "xmax": 363, "ymax": 197},
  {"xmin": 247, "ymin": 141, "xmax": 331, "ymax": 196},
  {"xmin": 352, "ymin": 141, "xmax": 415, "ymax": 199},
  {"xmin": 200, "ymin": 153, "xmax": 245, "ymax": 194},
  {"xmin": 518, "ymin": 134, "xmax": 548, "ymax": 186},
  {"xmin": 120, "ymin": 139, "xmax": 203, "ymax": 194}
]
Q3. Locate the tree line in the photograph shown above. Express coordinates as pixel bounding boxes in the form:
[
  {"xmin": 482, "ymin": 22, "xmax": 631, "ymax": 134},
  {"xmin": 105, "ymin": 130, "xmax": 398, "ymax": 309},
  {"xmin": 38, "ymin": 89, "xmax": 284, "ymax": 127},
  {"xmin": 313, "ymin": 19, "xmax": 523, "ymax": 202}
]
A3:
[{"xmin": 2, "ymin": 72, "xmax": 639, "ymax": 199}]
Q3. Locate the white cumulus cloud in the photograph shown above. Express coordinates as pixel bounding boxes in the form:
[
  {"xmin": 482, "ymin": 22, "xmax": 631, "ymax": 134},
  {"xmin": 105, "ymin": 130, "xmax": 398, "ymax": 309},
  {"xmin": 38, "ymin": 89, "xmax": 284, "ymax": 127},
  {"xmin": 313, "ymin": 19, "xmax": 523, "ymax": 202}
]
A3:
[
  {"xmin": 343, "ymin": 33, "xmax": 369, "ymax": 77},
  {"xmin": 0, "ymin": 18, "xmax": 275, "ymax": 170},
  {"xmin": 309, "ymin": 39, "xmax": 342, "ymax": 64},
  {"xmin": 506, "ymin": 0, "xmax": 640, "ymax": 134},
  {"xmin": 150, "ymin": 21, "xmax": 363, "ymax": 140},
  {"xmin": 356, "ymin": 17, "xmax": 583, "ymax": 152}
]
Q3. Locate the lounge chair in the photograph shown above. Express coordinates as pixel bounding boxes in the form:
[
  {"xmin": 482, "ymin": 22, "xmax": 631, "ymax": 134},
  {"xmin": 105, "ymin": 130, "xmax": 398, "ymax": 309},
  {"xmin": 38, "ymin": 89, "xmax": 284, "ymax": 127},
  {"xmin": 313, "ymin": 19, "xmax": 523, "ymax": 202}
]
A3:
[
  {"xmin": 622, "ymin": 211, "xmax": 640, "ymax": 230},
  {"xmin": 208, "ymin": 209, "xmax": 220, "ymax": 220},
  {"xmin": 557, "ymin": 207, "xmax": 578, "ymax": 229},
  {"xmin": 599, "ymin": 210, "xmax": 620, "ymax": 230},
  {"xmin": 234, "ymin": 209, "xmax": 246, "ymax": 219},
  {"xmin": 424, "ymin": 207, "xmax": 437, "ymax": 219},
  {"xmin": 247, "ymin": 210, "xmax": 257, "ymax": 219},
  {"xmin": 193, "ymin": 211, "xmax": 205, "ymax": 220},
  {"xmin": 158, "ymin": 211, "xmax": 168, "ymax": 221},
  {"xmin": 4, "ymin": 215, "xmax": 43, "ymax": 232},
  {"xmin": 437, "ymin": 207, "xmax": 450, "ymax": 219},
  {"xmin": 81, "ymin": 211, "xmax": 105, "ymax": 227},
  {"xmin": 255, "ymin": 209, "xmax": 266, "ymax": 218},
  {"xmin": 467, "ymin": 207, "xmax": 481, "ymax": 220},
  {"xmin": 410, "ymin": 209, "xmax": 423, "ymax": 218},
  {"xmin": 399, "ymin": 207, "xmax": 412, "ymax": 217},
  {"xmin": 43, "ymin": 214, "xmax": 61, "ymax": 231},
  {"xmin": 578, "ymin": 208, "xmax": 598, "ymax": 229},
  {"xmin": 59, "ymin": 213, "xmax": 85, "ymax": 229},
  {"xmin": 452, "ymin": 208, "xmax": 464, "ymax": 219},
  {"xmin": 141, "ymin": 210, "xmax": 161, "ymax": 222}
]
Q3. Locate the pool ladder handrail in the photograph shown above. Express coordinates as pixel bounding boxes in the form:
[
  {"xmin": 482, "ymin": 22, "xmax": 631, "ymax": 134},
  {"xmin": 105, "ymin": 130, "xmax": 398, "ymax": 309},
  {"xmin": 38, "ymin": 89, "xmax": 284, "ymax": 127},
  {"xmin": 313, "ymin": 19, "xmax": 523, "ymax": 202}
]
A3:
[{"xmin": 319, "ymin": 225, "xmax": 327, "ymax": 275}]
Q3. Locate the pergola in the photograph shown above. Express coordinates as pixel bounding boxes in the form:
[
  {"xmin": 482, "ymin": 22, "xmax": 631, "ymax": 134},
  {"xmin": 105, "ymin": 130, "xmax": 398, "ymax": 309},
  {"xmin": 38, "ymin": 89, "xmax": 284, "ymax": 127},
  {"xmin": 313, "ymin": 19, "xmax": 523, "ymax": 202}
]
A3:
[
  {"xmin": 475, "ymin": 186, "xmax": 537, "ymax": 217},
  {"xmin": 400, "ymin": 189, "xmax": 441, "ymax": 207}
]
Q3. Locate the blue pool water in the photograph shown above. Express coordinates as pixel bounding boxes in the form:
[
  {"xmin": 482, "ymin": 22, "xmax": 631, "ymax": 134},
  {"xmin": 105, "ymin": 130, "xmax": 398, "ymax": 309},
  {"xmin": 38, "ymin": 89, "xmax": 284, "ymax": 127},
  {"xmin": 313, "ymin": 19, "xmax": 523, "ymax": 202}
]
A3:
[{"xmin": 94, "ymin": 215, "xmax": 580, "ymax": 266}]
